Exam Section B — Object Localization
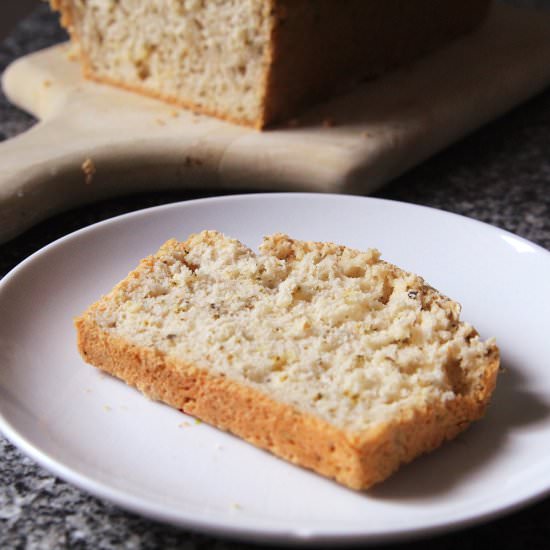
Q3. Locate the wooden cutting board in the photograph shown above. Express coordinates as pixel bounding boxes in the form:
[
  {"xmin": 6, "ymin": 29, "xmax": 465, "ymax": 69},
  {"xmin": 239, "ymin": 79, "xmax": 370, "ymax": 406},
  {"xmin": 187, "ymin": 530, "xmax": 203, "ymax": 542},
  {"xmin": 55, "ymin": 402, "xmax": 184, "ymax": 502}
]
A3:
[{"xmin": 2, "ymin": 4, "xmax": 550, "ymax": 243}]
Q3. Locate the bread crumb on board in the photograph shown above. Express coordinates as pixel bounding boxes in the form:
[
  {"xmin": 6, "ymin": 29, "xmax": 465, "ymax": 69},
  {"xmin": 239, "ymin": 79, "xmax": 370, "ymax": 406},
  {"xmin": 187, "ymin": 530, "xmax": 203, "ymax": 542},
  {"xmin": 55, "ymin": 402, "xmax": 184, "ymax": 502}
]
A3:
[
  {"xmin": 183, "ymin": 156, "xmax": 204, "ymax": 168},
  {"xmin": 81, "ymin": 158, "xmax": 96, "ymax": 185}
]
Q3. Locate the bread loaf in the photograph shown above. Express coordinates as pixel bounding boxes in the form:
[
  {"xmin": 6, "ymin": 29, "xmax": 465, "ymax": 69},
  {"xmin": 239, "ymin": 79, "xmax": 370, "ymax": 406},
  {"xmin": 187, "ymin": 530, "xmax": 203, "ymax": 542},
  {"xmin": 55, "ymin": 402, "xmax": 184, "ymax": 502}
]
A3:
[
  {"xmin": 50, "ymin": 1, "xmax": 492, "ymax": 128},
  {"xmin": 75, "ymin": 231, "xmax": 499, "ymax": 489}
]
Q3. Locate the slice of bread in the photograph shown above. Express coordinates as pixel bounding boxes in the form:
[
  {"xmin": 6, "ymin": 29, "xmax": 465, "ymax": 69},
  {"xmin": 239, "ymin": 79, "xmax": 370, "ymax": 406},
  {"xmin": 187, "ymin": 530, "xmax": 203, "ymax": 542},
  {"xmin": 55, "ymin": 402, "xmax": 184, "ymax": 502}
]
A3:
[
  {"xmin": 76, "ymin": 231, "xmax": 499, "ymax": 489},
  {"xmin": 50, "ymin": 1, "xmax": 492, "ymax": 128}
]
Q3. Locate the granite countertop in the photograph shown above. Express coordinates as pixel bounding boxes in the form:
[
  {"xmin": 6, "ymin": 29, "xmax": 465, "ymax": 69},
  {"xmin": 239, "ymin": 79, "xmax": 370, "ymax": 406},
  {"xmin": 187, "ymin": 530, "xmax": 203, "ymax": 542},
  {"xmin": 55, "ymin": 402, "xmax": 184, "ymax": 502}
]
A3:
[{"xmin": 1, "ymin": 3, "xmax": 550, "ymax": 549}]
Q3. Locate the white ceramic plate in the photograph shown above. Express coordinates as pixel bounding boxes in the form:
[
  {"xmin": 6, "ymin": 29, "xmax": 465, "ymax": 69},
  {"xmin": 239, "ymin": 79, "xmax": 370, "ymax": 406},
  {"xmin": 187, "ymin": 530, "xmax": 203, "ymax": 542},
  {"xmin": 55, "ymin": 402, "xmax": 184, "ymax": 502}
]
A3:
[{"xmin": 1, "ymin": 193, "xmax": 550, "ymax": 545}]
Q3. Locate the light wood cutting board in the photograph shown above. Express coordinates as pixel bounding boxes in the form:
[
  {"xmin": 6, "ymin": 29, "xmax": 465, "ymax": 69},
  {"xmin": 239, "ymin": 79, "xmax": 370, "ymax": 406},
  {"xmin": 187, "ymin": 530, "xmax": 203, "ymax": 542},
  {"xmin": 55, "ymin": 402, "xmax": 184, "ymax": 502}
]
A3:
[{"xmin": 1, "ymin": 4, "xmax": 550, "ymax": 243}]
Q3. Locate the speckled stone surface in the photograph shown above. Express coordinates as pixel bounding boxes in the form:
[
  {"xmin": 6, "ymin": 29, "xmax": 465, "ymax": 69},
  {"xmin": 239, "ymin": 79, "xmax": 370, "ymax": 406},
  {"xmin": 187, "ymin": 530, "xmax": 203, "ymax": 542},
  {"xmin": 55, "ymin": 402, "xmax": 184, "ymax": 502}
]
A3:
[{"xmin": 1, "ymin": 3, "xmax": 550, "ymax": 549}]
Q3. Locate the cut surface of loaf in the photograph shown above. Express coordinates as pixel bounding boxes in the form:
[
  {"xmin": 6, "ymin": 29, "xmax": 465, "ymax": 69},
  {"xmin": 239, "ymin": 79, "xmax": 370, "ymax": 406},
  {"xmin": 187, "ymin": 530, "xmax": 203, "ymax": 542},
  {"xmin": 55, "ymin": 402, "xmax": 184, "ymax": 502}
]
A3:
[
  {"xmin": 76, "ymin": 231, "xmax": 499, "ymax": 490},
  {"xmin": 50, "ymin": 0, "xmax": 492, "ymax": 128}
]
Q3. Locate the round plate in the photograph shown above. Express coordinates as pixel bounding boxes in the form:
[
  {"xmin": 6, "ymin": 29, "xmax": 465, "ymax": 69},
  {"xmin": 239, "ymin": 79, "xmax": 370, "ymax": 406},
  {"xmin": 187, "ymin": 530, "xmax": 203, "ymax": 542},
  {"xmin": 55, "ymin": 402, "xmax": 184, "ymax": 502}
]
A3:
[{"xmin": 1, "ymin": 193, "xmax": 550, "ymax": 545}]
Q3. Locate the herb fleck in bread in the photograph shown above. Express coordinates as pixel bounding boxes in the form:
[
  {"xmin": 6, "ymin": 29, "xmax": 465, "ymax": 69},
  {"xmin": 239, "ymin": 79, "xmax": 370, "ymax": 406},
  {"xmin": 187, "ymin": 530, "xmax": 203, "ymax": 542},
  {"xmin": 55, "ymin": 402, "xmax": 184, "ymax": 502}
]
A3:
[
  {"xmin": 76, "ymin": 231, "xmax": 499, "ymax": 489},
  {"xmin": 50, "ymin": 0, "xmax": 492, "ymax": 128}
]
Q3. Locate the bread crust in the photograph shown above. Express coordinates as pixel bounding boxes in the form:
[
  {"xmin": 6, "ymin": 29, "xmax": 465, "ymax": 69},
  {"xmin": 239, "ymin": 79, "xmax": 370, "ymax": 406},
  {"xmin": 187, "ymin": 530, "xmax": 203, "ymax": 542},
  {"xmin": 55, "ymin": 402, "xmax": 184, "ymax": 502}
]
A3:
[
  {"xmin": 75, "ymin": 311, "xmax": 499, "ymax": 490},
  {"xmin": 264, "ymin": 0, "xmax": 492, "ymax": 126}
]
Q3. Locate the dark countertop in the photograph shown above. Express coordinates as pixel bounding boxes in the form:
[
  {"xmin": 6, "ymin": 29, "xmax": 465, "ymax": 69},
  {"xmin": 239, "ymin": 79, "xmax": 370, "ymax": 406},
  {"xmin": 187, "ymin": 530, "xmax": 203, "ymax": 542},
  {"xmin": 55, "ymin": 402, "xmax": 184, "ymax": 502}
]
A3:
[{"xmin": 1, "ymin": 3, "xmax": 549, "ymax": 549}]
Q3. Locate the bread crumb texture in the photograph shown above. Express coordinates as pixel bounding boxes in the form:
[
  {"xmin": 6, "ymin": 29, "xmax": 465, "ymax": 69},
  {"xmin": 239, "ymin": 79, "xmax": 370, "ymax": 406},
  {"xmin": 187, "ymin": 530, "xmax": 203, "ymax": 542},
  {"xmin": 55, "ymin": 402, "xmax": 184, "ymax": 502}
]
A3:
[
  {"xmin": 51, "ymin": 0, "xmax": 272, "ymax": 126},
  {"xmin": 76, "ymin": 231, "xmax": 499, "ymax": 489},
  {"xmin": 81, "ymin": 157, "xmax": 96, "ymax": 184}
]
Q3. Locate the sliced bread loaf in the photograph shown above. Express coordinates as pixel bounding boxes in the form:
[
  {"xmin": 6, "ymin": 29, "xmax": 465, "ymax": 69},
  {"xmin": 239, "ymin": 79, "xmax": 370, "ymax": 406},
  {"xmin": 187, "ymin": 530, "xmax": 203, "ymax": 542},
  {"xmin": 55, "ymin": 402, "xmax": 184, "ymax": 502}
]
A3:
[
  {"xmin": 76, "ymin": 231, "xmax": 499, "ymax": 489},
  {"xmin": 50, "ymin": 1, "xmax": 492, "ymax": 128}
]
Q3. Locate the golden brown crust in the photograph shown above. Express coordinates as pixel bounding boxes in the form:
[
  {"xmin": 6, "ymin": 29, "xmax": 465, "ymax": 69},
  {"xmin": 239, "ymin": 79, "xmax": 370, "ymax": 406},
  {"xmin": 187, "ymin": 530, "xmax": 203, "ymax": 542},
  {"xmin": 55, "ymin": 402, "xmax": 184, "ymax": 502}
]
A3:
[
  {"xmin": 75, "ymin": 312, "xmax": 499, "ymax": 490},
  {"xmin": 49, "ymin": 1, "xmax": 75, "ymax": 39}
]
